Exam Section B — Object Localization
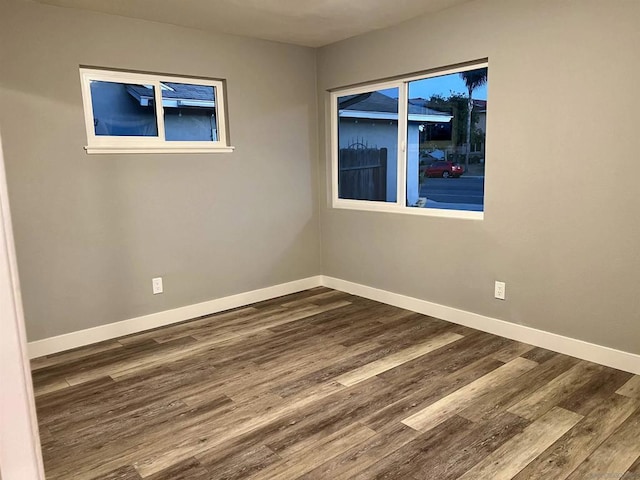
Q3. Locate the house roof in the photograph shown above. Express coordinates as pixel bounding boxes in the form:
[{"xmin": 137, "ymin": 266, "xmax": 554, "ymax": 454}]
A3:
[
  {"xmin": 338, "ymin": 91, "xmax": 453, "ymax": 123},
  {"xmin": 339, "ymin": 91, "xmax": 398, "ymax": 113},
  {"xmin": 126, "ymin": 82, "xmax": 215, "ymax": 108},
  {"xmin": 339, "ymin": 91, "xmax": 448, "ymax": 117},
  {"xmin": 408, "ymin": 99, "xmax": 451, "ymax": 117},
  {"xmin": 161, "ymin": 82, "xmax": 214, "ymax": 101}
]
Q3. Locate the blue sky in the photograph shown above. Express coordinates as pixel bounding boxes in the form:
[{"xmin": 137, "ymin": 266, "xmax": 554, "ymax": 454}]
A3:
[{"xmin": 381, "ymin": 71, "xmax": 488, "ymax": 101}]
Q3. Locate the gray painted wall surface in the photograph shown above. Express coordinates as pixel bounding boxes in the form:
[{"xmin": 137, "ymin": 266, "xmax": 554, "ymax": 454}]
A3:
[
  {"xmin": 1, "ymin": 0, "xmax": 639, "ymax": 357},
  {"xmin": 0, "ymin": 0, "xmax": 320, "ymax": 341},
  {"xmin": 317, "ymin": 0, "xmax": 640, "ymax": 354}
]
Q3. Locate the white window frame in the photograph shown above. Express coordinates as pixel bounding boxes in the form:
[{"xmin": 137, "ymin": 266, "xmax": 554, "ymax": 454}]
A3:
[
  {"xmin": 79, "ymin": 67, "xmax": 234, "ymax": 154},
  {"xmin": 330, "ymin": 61, "xmax": 487, "ymax": 220}
]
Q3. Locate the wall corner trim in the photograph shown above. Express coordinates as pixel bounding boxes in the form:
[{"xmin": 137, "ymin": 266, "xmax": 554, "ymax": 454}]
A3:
[
  {"xmin": 321, "ymin": 276, "xmax": 640, "ymax": 375},
  {"xmin": 27, "ymin": 276, "xmax": 323, "ymax": 359}
]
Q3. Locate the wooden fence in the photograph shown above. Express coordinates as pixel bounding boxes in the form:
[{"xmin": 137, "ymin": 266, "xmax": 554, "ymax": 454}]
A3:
[{"xmin": 338, "ymin": 147, "xmax": 387, "ymax": 201}]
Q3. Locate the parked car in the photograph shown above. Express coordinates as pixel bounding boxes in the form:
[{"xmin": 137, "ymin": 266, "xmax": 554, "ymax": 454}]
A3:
[{"xmin": 423, "ymin": 161, "xmax": 464, "ymax": 178}]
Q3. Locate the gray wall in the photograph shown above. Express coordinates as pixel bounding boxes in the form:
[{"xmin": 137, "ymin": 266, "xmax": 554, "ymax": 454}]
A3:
[
  {"xmin": 317, "ymin": 0, "xmax": 640, "ymax": 354},
  {"xmin": 2, "ymin": 0, "xmax": 639, "ymax": 357},
  {"xmin": 0, "ymin": 0, "xmax": 320, "ymax": 341}
]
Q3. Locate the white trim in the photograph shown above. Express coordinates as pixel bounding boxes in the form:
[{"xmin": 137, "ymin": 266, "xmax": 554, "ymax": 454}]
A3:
[
  {"xmin": 153, "ymin": 79, "xmax": 167, "ymax": 143},
  {"xmin": 27, "ymin": 276, "xmax": 322, "ymax": 359},
  {"xmin": 332, "ymin": 198, "xmax": 484, "ymax": 220},
  {"xmin": 332, "ymin": 80, "xmax": 404, "ymax": 97},
  {"xmin": 27, "ymin": 274, "xmax": 640, "ymax": 375},
  {"xmin": 84, "ymin": 146, "xmax": 235, "ymax": 155},
  {"xmin": 397, "ymin": 82, "xmax": 408, "ymax": 211},
  {"xmin": 331, "ymin": 92, "xmax": 340, "ymax": 207},
  {"xmin": 0, "ymin": 134, "xmax": 46, "ymax": 479},
  {"xmin": 79, "ymin": 67, "xmax": 233, "ymax": 154},
  {"xmin": 321, "ymin": 276, "xmax": 640, "ymax": 375},
  {"xmin": 331, "ymin": 83, "xmax": 404, "ymax": 209}
]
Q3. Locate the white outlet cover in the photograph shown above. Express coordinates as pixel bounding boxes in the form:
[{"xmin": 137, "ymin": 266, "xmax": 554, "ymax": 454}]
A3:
[
  {"xmin": 152, "ymin": 277, "xmax": 163, "ymax": 295},
  {"xmin": 494, "ymin": 281, "xmax": 506, "ymax": 300}
]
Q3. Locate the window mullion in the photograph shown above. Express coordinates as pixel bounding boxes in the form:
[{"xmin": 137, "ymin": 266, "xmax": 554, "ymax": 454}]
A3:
[
  {"xmin": 153, "ymin": 81, "xmax": 166, "ymax": 142},
  {"xmin": 397, "ymin": 82, "xmax": 408, "ymax": 207},
  {"xmin": 331, "ymin": 93, "xmax": 340, "ymax": 207},
  {"xmin": 214, "ymin": 85, "xmax": 225, "ymax": 144}
]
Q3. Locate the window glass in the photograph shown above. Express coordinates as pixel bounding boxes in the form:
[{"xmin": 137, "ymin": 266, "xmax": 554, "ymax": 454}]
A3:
[
  {"xmin": 406, "ymin": 68, "xmax": 487, "ymax": 211},
  {"xmin": 89, "ymin": 81, "xmax": 158, "ymax": 137},
  {"xmin": 161, "ymin": 82, "xmax": 218, "ymax": 142},
  {"xmin": 337, "ymin": 87, "xmax": 399, "ymax": 202}
]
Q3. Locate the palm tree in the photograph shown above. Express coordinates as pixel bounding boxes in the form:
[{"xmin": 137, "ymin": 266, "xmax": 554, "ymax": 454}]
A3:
[{"xmin": 459, "ymin": 68, "xmax": 487, "ymax": 172}]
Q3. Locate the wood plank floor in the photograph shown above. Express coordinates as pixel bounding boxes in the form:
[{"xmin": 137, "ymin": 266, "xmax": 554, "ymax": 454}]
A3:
[{"xmin": 31, "ymin": 287, "xmax": 640, "ymax": 480}]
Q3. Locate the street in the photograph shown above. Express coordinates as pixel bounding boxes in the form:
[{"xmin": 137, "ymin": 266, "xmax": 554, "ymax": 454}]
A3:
[{"xmin": 419, "ymin": 176, "xmax": 485, "ymax": 207}]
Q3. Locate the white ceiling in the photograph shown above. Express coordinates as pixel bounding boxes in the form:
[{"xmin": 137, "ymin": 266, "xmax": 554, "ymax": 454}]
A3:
[{"xmin": 33, "ymin": 0, "xmax": 473, "ymax": 47}]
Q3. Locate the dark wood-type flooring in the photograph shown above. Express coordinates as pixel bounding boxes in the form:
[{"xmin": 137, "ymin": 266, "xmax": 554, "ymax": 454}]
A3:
[{"xmin": 32, "ymin": 287, "xmax": 640, "ymax": 479}]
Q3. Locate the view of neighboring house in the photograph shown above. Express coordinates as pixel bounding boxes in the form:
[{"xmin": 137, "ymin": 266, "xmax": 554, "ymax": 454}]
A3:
[
  {"xmin": 90, "ymin": 81, "xmax": 218, "ymax": 141},
  {"xmin": 338, "ymin": 91, "xmax": 453, "ymax": 205}
]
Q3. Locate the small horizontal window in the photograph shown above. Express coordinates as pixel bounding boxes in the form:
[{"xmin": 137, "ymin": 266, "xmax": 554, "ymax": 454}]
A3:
[
  {"xmin": 331, "ymin": 61, "xmax": 488, "ymax": 219},
  {"xmin": 79, "ymin": 68, "xmax": 233, "ymax": 154}
]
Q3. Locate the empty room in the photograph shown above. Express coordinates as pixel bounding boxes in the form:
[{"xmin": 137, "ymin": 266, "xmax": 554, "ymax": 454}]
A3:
[{"xmin": 1, "ymin": 0, "xmax": 639, "ymax": 479}]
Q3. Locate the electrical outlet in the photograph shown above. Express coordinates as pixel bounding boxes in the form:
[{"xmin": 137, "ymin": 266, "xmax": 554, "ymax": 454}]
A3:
[
  {"xmin": 152, "ymin": 277, "xmax": 163, "ymax": 295},
  {"xmin": 494, "ymin": 281, "xmax": 506, "ymax": 300}
]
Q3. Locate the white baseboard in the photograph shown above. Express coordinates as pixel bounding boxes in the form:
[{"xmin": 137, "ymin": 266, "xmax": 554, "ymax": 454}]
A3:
[
  {"xmin": 28, "ymin": 274, "xmax": 639, "ymax": 375},
  {"xmin": 321, "ymin": 276, "xmax": 640, "ymax": 375},
  {"xmin": 27, "ymin": 276, "xmax": 323, "ymax": 359}
]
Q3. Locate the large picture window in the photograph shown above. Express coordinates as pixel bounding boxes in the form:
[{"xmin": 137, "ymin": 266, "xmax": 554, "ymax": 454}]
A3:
[
  {"xmin": 79, "ymin": 68, "xmax": 233, "ymax": 154},
  {"xmin": 331, "ymin": 61, "xmax": 487, "ymax": 219}
]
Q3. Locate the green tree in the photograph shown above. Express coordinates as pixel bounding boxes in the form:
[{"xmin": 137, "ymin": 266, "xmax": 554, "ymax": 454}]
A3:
[
  {"xmin": 460, "ymin": 68, "xmax": 488, "ymax": 171},
  {"xmin": 420, "ymin": 93, "xmax": 481, "ymax": 158},
  {"xmin": 424, "ymin": 93, "xmax": 467, "ymax": 148}
]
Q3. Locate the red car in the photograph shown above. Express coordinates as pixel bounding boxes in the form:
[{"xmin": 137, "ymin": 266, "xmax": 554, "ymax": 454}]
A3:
[{"xmin": 423, "ymin": 161, "xmax": 464, "ymax": 178}]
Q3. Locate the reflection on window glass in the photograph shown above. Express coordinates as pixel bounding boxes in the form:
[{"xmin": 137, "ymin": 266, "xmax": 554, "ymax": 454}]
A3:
[
  {"xmin": 337, "ymin": 87, "xmax": 399, "ymax": 202},
  {"xmin": 406, "ymin": 67, "xmax": 487, "ymax": 212},
  {"xmin": 161, "ymin": 82, "xmax": 218, "ymax": 142},
  {"xmin": 90, "ymin": 81, "xmax": 159, "ymax": 136}
]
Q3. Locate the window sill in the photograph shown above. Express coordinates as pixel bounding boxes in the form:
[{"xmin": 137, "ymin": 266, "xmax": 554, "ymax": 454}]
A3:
[
  {"xmin": 84, "ymin": 145, "xmax": 235, "ymax": 155},
  {"xmin": 332, "ymin": 199, "xmax": 484, "ymax": 220}
]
